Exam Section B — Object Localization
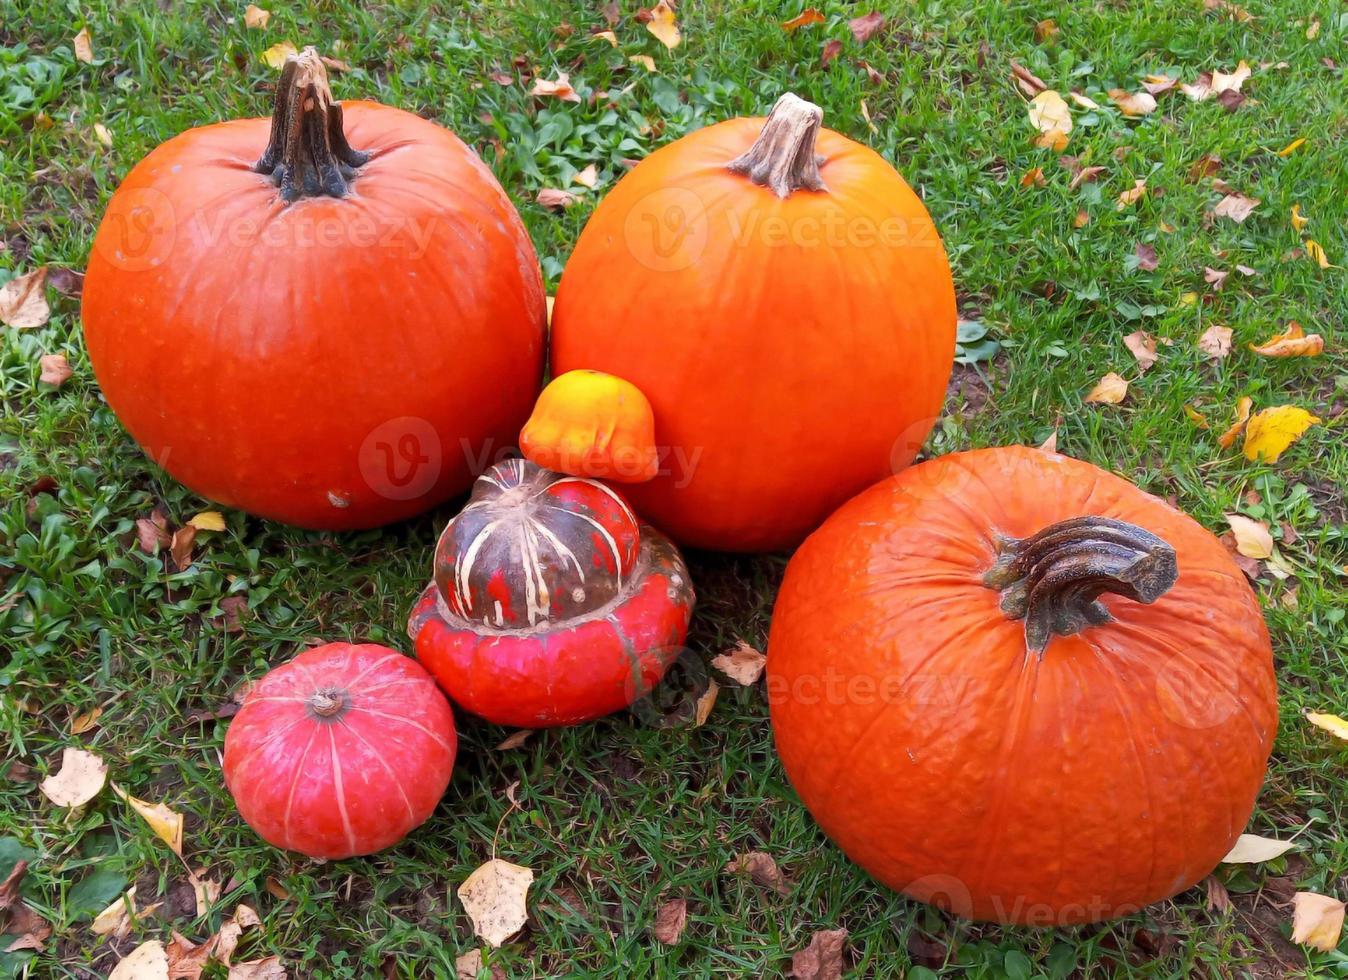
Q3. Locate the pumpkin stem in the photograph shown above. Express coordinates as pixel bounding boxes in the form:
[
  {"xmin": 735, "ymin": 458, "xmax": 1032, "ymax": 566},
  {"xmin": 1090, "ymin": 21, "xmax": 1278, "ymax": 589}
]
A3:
[
  {"xmin": 307, "ymin": 689, "xmax": 349, "ymax": 719},
  {"xmin": 725, "ymin": 92, "xmax": 827, "ymax": 198},
  {"xmin": 984, "ymin": 516, "xmax": 1178, "ymax": 656},
  {"xmin": 255, "ymin": 46, "xmax": 369, "ymax": 202}
]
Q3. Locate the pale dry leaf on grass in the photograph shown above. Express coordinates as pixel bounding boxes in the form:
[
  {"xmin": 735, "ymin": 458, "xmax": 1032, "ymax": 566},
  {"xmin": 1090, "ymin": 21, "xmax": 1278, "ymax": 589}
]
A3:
[
  {"xmin": 69, "ymin": 705, "xmax": 102, "ymax": 735},
  {"xmin": 1133, "ymin": 242, "xmax": 1158, "ymax": 271},
  {"xmin": 857, "ymin": 60, "xmax": 884, "ymax": 84},
  {"xmin": 39, "ymin": 353, "xmax": 73, "ymax": 387},
  {"xmin": 227, "ymin": 957, "xmax": 287, "ymax": 979},
  {"xmin": 1028, "ymin": 90, "xmax": 1071, "ymax": 150},
  {"xmin": 848, "ymin": 11, "xmax": 885, "ymax": 43},
  {"xmin": 1068, "ymin": 164, "xmax": 1105, "ymax": 191},
  {"xmin": 1222, "ymin": 834, "xmax": 1295, "ymax": 863},
  {"xmin": 93, "ymin": 122, "xmax": 113, "ymax": 147},
  {"xmin": 1123, "ymin": 331, "xmax": 1158, "ymax": 372},
  {"xmin": 819, "ymin": 39, "xmax": 842, "ymax": 68},
  {"xmin": 73, "ymin": 27, "xmax": 94, "ymax": 63},
  {"xmin": 592, "ymin": 29, "xmax": 618, "ymax": 47},
  {"xmin": 1197, "ymin": 324, "xmax": 1233, "ymax": 360},
  {"xmin": 487, "ymin": 69, "xmax": 513, "ymax": 85},
  {"xmin": 191, "ymin": 870, "xmax": 221, "ymax": 916},
  {"xmin": 1203, "ymin": 0, "xmax": 1254, "ymax": 21},
  {"xmin": 243, "ymin": 5, "xmax": 270, "ymax": 29},
  {"xmin": 109, "ymin": 940, "xmax": 169, "ymax": 980},
  {"xmin": 1, "ymin": 861, "xmax": 52, "ymax": 953},
  {"xmin": 644, "ymin": 1, "xmax": 681, "ymax": 50},
  {"xmin": 1073, "ymin": 209, "xmax": 1089, "ymax": 228},
  {"xmin": 1142, "ymin": 74, "xmax": 1178, "ymax": 95},
  {"xmin": 629, "ymin": 54, "xmax": 656, "ymax": 72},
  {"xmin": 1216, "ymin": 396, "xmax": 1252, "ymax": 449},
  {"xmin": 455, "ymin": 950, "xmax": 484, "ymax": 979},
  {"xmin": 1188, "ymin": 153, "xmax": 1221, "ymax": 181},
  {"xmin": 171, "ymin": 525, "xmax": 197, "ymax": 571},
  {"xmin": 1212, "ymin": 61, "xmax": 1253, "ymax": 94},
  {"xmin": 1108, "ymin": 89, "xmax": 1157, "ymax": 116},
  {"xmin": 858, "ymin": 99, "xmax": 877, "ymax": 135},
  {"xmin": 1306, "ymin": 712, "xmax": 1348, "ymax": 741},
  {"xmin": 260, "ymin": 42, "xmax": 297, "ymax": 69},
  {"xmin": 1249, "ymin": 323, "xmax": 1324, "ymax": 358},
  {"xmin": 1035, "ymin": 19, "xmax": 1058, "ymax": 42},
  {"xmin": 1067, "ymin": 91, "xmax": 1099, "ymax": 110},
  {"xmin": 1204, "ymin": 266, "xmax": 1229, "ymax": 291},
  {"xmin": 112, "ymin": 784, "xmax": 185, "ymax": 856},
  {"xmin": 1291, "ymin": 892, "xmax": 1346, "ymax": 952},
  {"xmin": 1204, "ymin": 875, "xmax": 1233, "ymax": 914},
  {"xmin": 458, "ymin": 859, "xmax": 533, "ymax": 947},
  {"xmin": 0, "ymin": 267, "xmax": 51, "ymax": 329},
  {"xmin": 1243, "ymin": 406, "xmax": 1320, "ymax": 462},
  {"xmin": 495, "ymin": 729, "xmax": 535, "ymax": 751},
  {"xmin": 530, "ymin": 73, "xmax": 580, "ymax": 102},
  {"xmin": 537, "ymin": 188, "xmax": 578, "ymax": 210},
  {"xmin": 92, "ymin": 887, "xmax": 159, "ymax": 942},
  {"xmin": 652, "ymin": 897, "xmax": 688, "ymax": 944},
  {"xmin": 1225, "ymin": 515, "xmax": 1274, "ymax": 559},
  {"xmin": 791, "ymin": 928, "xmax": 849, "ymax": 980},
  {"xmin": 1085, "ymin": 372, "xmax": 1128, "ymax": 405},
  {"xmin": 320, "ymin": 56, "xmax": 351, "ymax": 73},
  {"xmin": 572, "ymin": 164, "xmax": 599, "ymax": 189},
  {"xmin": 725, "ymin": 852, "xmax": 790, "ymax": 895},
  {"xmin": 39, "ymin": 747, "xmax": 107, "ymax": 807},
  {"xmin": 1212, "ymin": 193, "xmax": 1260, "ymax": 223},
  {"xmin": 781, "ymin": 9, "xmax": 825, "ymax": 32},
  {"xmin": 711, "ymin": 642, "xmax": 766, "ymax": 685},
  {"xmin": 1116, "ymin": 179, "xmax": 1146, "ymax": 210},
  {"xmin": 693, "ymin": 679, "xmax": 719, "ymax": 727},
  {"xmin": 1038, "ymin": 429, "xmax": 1058, "ymax": 452}
]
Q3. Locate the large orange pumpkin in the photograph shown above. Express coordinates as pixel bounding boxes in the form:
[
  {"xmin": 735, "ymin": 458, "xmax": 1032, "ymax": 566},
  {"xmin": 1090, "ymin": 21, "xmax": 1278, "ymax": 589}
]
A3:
[
  {"xmin": 551, "ymin": 93, "xmax": 956, "ymax": 552},
  {"xmin": 767, "ymin": 446, "xmax": 1277, "ymax": 925},
  {"xmin": 82, "ymin": 48, "xmax": 544, "ymax": 529}
]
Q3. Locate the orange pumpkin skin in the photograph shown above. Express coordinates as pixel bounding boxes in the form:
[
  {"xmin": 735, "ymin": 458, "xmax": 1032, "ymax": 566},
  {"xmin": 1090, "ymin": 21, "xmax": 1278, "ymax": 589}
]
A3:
[
  {"xmin": 551, "ymin": 96, "xmax": 956, "ymax": 552},
  {"xmin": 82, "ymin": 54, "xmax": 544, "ymax": 529},
  {"xmin": 767, "ymin": 446, "xmax": 1277, "ymax": 925}
]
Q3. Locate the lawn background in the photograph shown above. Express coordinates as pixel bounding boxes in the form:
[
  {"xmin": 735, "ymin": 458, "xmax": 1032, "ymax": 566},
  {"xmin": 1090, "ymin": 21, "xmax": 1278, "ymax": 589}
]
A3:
[{"xmin": 2, "ymin": 0, "xmax": 1346, "ymax": 976}]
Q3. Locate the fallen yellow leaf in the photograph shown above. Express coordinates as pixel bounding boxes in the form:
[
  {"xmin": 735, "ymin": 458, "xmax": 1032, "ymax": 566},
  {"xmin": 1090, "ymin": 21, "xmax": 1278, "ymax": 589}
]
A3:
[
  {"xmin": 1292, "ymin": 892, "xmax": 1346, "ymax": 952},
  {"xmin": 73, "ymin": 27, "xmax": 94, "ymax": 64},
  {"xmin": 187, "ymin": 510, "xmax": 227, "ymax": 532},
  {"xmin": 458, "ymin": 859, "xmax": 533, "ymax": 947},
  {"xmin": 1225, "ymin": 514, "xmax": 1274, "ymax": 559},
  {"xmin": 112, "ymin": 783, "xmax": 185, "ymax": 856},
  {"xmin": 1085, "ymin": 372, "xmax": 1128, "ymax": 405},
  {"xmin": 1183, "ymin": 404, "xmax": 1209, "ymax": 428},
  {"xmin": 694, "ymin": 679, "xmax": 720, "ymax": 727},
  {"xmin": 1108, "ymin": 89, "xmax": 1157, "ymax": 116},
  {"xmin": 261, "ymin": 41, "xmax": 297, "ymax": 69},
  {"xmin": 593, "ymin": 29, "xmax": 618, "ymax": 46},
  {"xmin": 530, "ymin": 73, "xmax": 581, "ymax": 102},
  {"xmin": 243, "ymin": 4, "xmax": 271, "ymax": 29},
  {"xmin": 1249, "ymin": 322, "xmax": 1324, "ymax": 358},
  {"xmin": 1306, "ymin": 712, "xmax": 1348, "ymax": 741},
  {"xmin": 1028, "ymin": 90, "xmax": 1072, "ymax": 150},
  {"xmin": 1222, "ymin": 833, "xmax": 1295, "ymax": 864},
  {"xmin": 69, "ymin": 706, "xmax": 103, "ymax": 735},
  {"xmin": 1217, "ymin": 396, "xmax": 1253, "ymax": 449},
  {"xmin": 1243, "ymin": 406, "xmax": 1320, "ymax": 462},
  {"xmin": 629, "ymin": 54, "xmax": 656, "ymax": 72},
  {"xmin": 645, "ymin": 0, "xmax": 682, "ymax": 50},
  {"xmin": 1290, "ymin": 203, "xmax": 1308, "ymax": 231},
  {"xmin": 1277, "ymin": 137, "xmax": 1306, "ymax": 157},
  {"xmin": 1304, "ymin": 239, "xmax": 1331, "ymax": 269},
  {"xmin": 108, "ymin": 940, "xmax": 168, "ymax": 980},
  {"xmin": 1211, "ymin": 60, "xmax": 1253, "ymax": 95}
]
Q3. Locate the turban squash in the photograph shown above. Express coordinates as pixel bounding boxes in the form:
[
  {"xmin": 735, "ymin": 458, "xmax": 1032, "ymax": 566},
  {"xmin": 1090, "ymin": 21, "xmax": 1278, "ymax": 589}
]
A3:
[
  {"xmin": 408, "ymin": 458, "xmax": 695, "ymax": 727},
  {"xmin": 82, "ymin": 47, "xmax": 545, "ymax": 529},
  {"xmin": 551, "ymin": 93, "xmax": 956, "ymax": 552},
  {"xmin": 223, "ymin": 643, "xmax": 457, "ymax": 859},
  {"xmin": 767, "ymin": 445, "xmax": 1278, "ymax": 925}
]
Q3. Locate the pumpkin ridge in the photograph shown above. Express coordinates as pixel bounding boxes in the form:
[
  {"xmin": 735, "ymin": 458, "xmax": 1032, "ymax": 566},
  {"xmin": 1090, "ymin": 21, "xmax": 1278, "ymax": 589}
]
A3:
[
  {"xmin": 326, "ymin": 726, "xmax": 358, "ymax": 856},
  {"xmin": 280, "ymin": 725, "xmax": 321, "ymax": 846},
  {"xmin": 354, "ymin": 706, "xmax": 456, "ymax": 754},
  {"xmin": 337, "ymin": 717, "xmax": 418, "ymax": 823}
]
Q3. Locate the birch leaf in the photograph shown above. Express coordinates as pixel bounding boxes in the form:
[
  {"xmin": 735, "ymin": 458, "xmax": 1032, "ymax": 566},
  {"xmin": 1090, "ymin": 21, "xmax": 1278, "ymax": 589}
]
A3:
[
  {"xmin": 1028, "ymin": 90, "xmax": 1071, "ymax": 150},
  {"xmin": 1291, "ymin": 892, "xmax": 1346, "ymax": 952},
  {"xmin": 112, "ymin": 784, "xmax": 184, "ymax": 856},
  {"xmin": 1243, "ymin": 406, "xmax": 1320, "ymax": 462},
  {"xmin": 1225, "ymin": 515, "xmax": 1274, "ymax": 559},
  {"xmin": 39, "ymin": 747, "xmax": 108, "ymax": 807},
  {"xmin": 458, "ymin": 859, "xmax": 533, "ymax": 947},
  {"xmin": 644, "ymin": 1, "xmax": 681, "ymax": 49},
  {"xmin": 1085, "ymin": 372, "xmax": 1128, "ymax": 405},
  {"xmin": 1306, "ymin": 712, "xmax": 1348, "ymax": 741},
  {"xmin": 0, "ymin": 267, "xmax": 51, "ymax": 329},
  {"xmin": 1221, "ymin": 834, "xmax": 1294, "ymax": 864}
]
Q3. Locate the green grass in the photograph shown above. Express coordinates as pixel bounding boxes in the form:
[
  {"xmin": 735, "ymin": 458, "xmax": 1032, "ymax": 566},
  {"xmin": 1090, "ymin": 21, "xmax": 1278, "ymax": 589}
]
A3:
[{"xmin": 2, "ymin": 0, "xmax": 1346, "ymax": 976}]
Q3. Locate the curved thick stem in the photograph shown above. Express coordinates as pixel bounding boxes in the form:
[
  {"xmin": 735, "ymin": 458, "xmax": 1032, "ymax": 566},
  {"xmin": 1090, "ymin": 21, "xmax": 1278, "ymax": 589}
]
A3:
[
  {"xmin": 255, "ymin": 46, "xmax": 369, "ymax": 202},
  {"xmin": 984, "ymin": 516, "xmax": 1178, "ymax": 656},
  {"xmin": 725, "ymin": 92, "xmax": 827, "ymax": 198}
]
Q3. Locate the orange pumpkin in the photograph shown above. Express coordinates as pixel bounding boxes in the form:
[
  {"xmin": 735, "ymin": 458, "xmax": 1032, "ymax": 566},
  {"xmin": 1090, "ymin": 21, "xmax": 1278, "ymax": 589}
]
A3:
[
  {"xmin": 551, "ymin": 93, "xmax": 956, "ymax": 552},
  {"xmin": 81, "ymin": 48, "xmax": 544, "ymax": 529},
  {"xmin": 520, "ymin": 370, "xmax": 658, "ymax": 483},
  {"xmin": 767, "ymin": 446, "xmax": 1278, "ymax": 925}
]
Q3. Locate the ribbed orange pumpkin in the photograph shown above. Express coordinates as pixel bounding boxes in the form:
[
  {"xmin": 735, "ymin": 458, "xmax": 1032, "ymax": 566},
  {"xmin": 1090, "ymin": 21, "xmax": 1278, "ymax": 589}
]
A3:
[
  {"xmin": 551, "ymin": 93, "xmax": 956, "ymax": 552},
  {"xmin": 82, "ymin": 48, "xmax": 544, "ymax": 529},
  {"xmin": 767, "ymin": 446, "xmax": 1278, "ymax": 925}
]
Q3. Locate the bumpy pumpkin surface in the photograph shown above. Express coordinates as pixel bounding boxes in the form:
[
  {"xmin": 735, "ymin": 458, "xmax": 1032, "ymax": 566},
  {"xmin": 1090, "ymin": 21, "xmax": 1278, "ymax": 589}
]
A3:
[
  {"xmin": 767, "ymin": 446, "xmax": 1278, "ymax": 925},
  {"xmin": 223, "ymin": 643, "xmax": 457, "ymax": 860},
  {"xmin": 82, "ymin": 49, "xmax": 544, "ymax": 529},
  {"xmin": 409, "ymin": 458, "xmax": 695, "ymax": 727},
  {"xmin": 552, "ymin": 93, "xmax": 956, "ymax": 551}
]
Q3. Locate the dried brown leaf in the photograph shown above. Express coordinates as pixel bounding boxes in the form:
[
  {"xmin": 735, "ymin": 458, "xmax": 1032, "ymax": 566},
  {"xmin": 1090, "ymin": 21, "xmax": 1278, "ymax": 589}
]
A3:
[
  {"xmin": 712, "ymin": 642, "xmax": 766, "ymax": 685},
  {"xmin": 848, "ymin": 12, "xmax": 885, "ymax": 43},
  {"xmin": 791, "ymin": 928, "xmax": 849, "ymax": 980},
  {"xmin": 652, "ymin": 898, "xmax": 688, "ymax": 944},
  {"xmin": 0, "ymin": 267, "xmax": 51, "ymax": 329},
  {"xmin": 725, "ymin": 852, "xmax": 790, "ymax": 895}
]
